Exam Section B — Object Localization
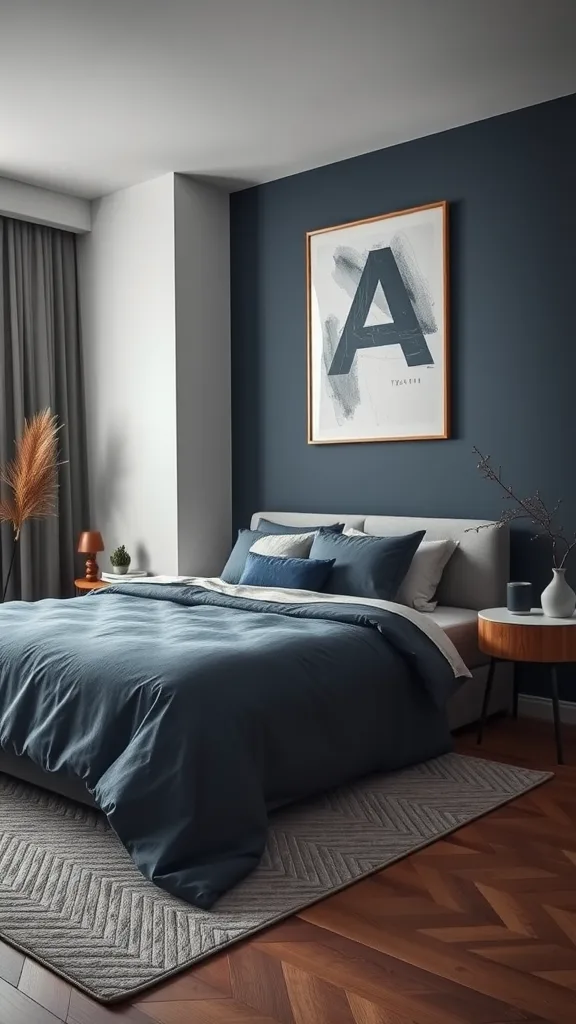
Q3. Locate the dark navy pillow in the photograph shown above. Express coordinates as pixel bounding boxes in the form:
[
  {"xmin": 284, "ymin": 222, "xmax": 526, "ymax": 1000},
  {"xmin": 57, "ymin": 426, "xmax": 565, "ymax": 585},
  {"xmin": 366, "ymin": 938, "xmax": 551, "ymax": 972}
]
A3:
[
  {"xmin": 257, "ymin": 518, "xmax": 344, "ymax": 535},
  {"xmin": 309, "ymin": 529, "xmax": 425, "ymax": 600},
  {"xmin": 220, "ymin": 529, "xmax": 262, "ymax": 584},
  {"xmin": 239, "ymin": 552, "xmax": 335, "ymax": 591}
]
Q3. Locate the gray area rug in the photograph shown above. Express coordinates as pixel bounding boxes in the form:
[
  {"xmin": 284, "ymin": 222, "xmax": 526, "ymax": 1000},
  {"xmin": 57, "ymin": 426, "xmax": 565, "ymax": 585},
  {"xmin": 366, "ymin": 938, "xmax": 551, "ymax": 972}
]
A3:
[{"xmin": 0, "ymin": 753, "xmax": 550, "ymax": 1003}]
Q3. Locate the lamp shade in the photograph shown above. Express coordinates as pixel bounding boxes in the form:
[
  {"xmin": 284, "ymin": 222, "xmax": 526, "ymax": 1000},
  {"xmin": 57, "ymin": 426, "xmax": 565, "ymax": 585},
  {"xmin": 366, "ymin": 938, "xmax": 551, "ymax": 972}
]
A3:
[{"xmin": 78, "ymin": 530, "xmax": 104, "ymax": 553}]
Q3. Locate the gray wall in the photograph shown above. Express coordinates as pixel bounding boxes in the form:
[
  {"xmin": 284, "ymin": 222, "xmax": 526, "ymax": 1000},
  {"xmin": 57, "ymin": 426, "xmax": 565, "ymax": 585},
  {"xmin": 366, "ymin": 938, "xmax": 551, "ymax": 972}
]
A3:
[
  {"xmin": 79, "ymin": 174, "xmax": 179, "ymax": 575},
  {"xmin": 230, "ymin": 93, "xmax": 576, "ymax": 696},
  {"xmin": 174, "ymin": 175, "xmax": 231, "ymax": 576}
]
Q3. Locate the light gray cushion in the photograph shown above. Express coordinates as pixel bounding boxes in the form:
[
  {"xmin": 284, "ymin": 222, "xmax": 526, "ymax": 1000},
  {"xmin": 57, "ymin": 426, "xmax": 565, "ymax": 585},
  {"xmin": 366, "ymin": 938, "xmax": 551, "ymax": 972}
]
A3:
[
  {"xmin": 250, "ymin": 532, "xmax": 315, "ymax": 558},
  {"xmin": 398, "ymin": 539, "xmax": 459, "ymax": 611}
]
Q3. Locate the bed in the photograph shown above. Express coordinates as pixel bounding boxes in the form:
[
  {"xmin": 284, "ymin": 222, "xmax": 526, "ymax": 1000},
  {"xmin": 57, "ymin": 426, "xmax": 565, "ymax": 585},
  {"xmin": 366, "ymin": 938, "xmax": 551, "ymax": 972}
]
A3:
[{"xmin": 0, "ymin": 511, "xmax": 509, "ymax": 908}]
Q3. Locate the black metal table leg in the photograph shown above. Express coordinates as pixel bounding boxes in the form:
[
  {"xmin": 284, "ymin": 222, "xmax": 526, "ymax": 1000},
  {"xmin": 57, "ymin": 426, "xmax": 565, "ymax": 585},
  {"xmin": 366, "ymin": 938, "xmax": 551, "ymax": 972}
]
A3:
[
  {"xmin": 512, "ymin": 662, "xmax": 520, "ymax": 719},
  {"xmin": 477, "ymin": 657, "xmax": 497, "ymax": 745},
  {"xmin": 550, "ymin": 665, "xmax": 564, "ymax": 765}
]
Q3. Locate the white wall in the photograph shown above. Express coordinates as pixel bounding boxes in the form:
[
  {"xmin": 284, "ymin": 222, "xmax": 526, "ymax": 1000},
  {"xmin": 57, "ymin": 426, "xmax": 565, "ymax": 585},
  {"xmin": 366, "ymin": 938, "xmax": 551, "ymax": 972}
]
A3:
[
  {"xmin": 174, "ymin": 175, "xmax": 231, "ymax": 575},
  {"xmin": 0, "ymin": 175, "xmax": 90, "ymax": 232},
  {"xmin": 78, "ymin": 172, "xmax": 231, "ymax": 577},
  {"xmin": 78, "ymin": 174, "xmax": 179, "ymax": 574}
]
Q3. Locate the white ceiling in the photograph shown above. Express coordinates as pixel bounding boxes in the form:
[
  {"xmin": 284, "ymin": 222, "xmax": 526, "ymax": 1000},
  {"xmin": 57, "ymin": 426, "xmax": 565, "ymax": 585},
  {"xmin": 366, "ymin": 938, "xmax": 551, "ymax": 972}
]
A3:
[{"xmin": 1, "ymin": 0, "xmax": 575, "ymax": 199}]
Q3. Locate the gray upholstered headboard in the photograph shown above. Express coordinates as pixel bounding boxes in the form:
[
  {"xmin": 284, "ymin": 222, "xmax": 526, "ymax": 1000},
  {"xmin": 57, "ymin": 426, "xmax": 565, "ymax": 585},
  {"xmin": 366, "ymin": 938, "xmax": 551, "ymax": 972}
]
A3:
[{"xmin": 250, "ymin": 512, "xmax": 509, "ymax": 611}]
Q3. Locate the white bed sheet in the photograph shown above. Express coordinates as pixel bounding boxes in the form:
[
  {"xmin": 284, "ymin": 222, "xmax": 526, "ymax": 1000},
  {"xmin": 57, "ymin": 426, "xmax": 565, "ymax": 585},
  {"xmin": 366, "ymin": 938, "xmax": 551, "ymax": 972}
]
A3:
[{"xmin": 426, "ymin": 607, "xmax": 485, "ymax": 669}]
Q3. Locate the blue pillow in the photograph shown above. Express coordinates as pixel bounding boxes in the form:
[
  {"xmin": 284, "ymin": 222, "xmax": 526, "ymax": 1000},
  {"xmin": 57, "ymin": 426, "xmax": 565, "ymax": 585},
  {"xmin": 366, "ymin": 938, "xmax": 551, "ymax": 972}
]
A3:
[
  {"xmin": 257, "ymin": 518, "xmax": 344, "ymax": 535},
  {"xmin": 221, "ymin": 529, "xmax": 262, "ymax": 584},
  {"xmin": 239, "ymin": 552, "xmax": 335, "ymax": 591},
  {"xmin": 309, "ymin": 529, "xmax": 425, "ymax": 600}
]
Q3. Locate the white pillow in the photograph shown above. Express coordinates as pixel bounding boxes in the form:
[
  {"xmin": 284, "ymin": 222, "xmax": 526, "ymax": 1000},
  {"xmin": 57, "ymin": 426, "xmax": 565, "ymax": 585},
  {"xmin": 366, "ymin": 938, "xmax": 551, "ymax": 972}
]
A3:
[
  {"xmin": 397, "ymin": 539, "xmax": 459, "ymax": 611},
  {"xmin": 343, "ymin": 527, "xmax": 457, "ymax": 611},
  {"xmin": 249, "ymin": 532, "xmax": 315, "ymax": 559}
]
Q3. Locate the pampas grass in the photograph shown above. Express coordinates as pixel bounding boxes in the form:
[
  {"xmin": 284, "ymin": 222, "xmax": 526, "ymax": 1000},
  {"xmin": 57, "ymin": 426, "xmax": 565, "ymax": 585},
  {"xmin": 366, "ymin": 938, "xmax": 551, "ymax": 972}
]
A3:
[{"xmin": 0, "ymin": 409, "xmax": 61, "ymax": 600}]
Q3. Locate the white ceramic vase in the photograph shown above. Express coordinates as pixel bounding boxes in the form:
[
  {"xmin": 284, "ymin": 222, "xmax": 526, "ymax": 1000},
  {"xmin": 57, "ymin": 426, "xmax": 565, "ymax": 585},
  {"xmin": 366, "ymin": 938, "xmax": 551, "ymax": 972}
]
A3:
[
  {"xmin": 112, "ymin": 564, "xmax": 129, "ymax": 575},
  {"xmin": 541, "ymin": 568, "xmax": 576, "ymax": 618}
]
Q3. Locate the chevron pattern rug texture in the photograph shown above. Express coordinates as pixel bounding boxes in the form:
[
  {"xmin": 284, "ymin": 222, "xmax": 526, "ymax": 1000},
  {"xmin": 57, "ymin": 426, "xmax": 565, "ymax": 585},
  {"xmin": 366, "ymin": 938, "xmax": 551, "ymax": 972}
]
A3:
[{"xmin": 0, "ymin": 753, "xmax": 550, "ymax": 1004}]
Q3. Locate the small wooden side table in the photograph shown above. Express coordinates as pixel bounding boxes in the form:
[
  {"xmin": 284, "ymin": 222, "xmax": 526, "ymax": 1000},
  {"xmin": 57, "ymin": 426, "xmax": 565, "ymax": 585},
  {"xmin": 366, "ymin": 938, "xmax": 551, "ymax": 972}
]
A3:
[
  {"xmin": 477, "ymin": 607, "xmax": 576, "ymax": 764},
  {"xmin": 74, "ymin": 578, "xmax": 109, "ymax": 596}
]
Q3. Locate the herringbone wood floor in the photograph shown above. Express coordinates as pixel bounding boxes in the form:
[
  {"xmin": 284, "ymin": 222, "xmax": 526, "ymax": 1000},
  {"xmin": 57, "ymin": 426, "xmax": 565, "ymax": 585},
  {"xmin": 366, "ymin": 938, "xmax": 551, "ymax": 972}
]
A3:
[{"xmin": 1, "ymin": 717, "xmax": 575, "ymax": 1024}]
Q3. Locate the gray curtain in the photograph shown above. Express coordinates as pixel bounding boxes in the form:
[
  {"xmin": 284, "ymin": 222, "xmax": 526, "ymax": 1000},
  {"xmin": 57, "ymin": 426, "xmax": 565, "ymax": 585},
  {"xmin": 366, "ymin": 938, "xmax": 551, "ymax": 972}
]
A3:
[{"xmin": 0, "ymin": 215, "xmax": 89, "ymax": 600}]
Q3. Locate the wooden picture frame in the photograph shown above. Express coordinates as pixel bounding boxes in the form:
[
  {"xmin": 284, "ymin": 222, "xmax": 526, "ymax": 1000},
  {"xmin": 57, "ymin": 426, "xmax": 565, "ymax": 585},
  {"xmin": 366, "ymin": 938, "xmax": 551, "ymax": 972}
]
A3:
[{"xmin": 307, "ymin": 200, "xmax": 449, "ymax": 444}]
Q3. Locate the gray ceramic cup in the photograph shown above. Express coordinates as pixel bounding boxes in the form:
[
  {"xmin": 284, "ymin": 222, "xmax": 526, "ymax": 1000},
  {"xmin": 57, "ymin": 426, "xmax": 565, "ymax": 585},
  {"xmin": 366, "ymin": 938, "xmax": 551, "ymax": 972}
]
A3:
[{"xmin": 507, "ymin": 581, "xmax": 532, "ymax": 614}]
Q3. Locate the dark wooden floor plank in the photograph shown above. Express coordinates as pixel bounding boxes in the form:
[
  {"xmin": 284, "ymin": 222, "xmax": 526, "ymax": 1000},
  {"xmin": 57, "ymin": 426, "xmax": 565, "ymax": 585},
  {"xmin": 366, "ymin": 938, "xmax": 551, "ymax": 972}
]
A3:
[
  {"xmin": 228, "ymin": 944, "xmax": 295, "ymax": 1024},
  {"xmin": 346, "ymin": 990, "xmax": 415, "ymax": 1024},
  {"xmin": 19, "ymin": 958, "xmax": 71, "ymax": 1020},
  {"xmin": 67, "ymin": 988, "xmax": 153, "ymax": 1023},
  {"xmin": 189, "ymin": 953, "xmax": 233, "ymax": 997},
  {"xmin": 0, "ymin": 937, "xmax": 24, "ymax": 987},
  {"xmin": 0, "ymin": 973, "xmax": 64, "ymax": 1024},
  {"xmin": 136, "ymin": 972, "xmax": 222, "ymax": 1003},
  {"xmin": 281, "ymin": 961, "xmax": 353, "ymax": 1024},
  {"xmin": 140, "ymin": 996, "xmax": 282, "ymax": 1023}
]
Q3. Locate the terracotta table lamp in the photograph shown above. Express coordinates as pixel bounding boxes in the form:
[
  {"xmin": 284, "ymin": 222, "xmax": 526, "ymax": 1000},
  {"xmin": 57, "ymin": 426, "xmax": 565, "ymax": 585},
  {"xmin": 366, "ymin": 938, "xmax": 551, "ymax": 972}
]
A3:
[{"xmin": 78, "ymin": 531, "xmax": 105, "ymax": 582}]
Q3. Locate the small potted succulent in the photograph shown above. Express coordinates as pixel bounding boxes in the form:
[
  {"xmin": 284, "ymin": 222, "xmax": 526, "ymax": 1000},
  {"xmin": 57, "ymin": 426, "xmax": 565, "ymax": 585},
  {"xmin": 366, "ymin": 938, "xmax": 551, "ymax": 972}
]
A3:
[{"xmin": 110, "ymin": 544, "xmax": 131, "ymax": 575}]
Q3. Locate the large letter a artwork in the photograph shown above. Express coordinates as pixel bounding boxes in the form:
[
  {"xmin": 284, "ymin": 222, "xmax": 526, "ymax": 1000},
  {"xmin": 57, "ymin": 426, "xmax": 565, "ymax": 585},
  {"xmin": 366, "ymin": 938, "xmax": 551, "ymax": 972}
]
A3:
[
  {"xmin": 307, "ymin": 201, "xmax": 449, "ymax": 444},
  {"xmin": 327, "ymin": 247, "xmax": 433, "ymax": 376}
]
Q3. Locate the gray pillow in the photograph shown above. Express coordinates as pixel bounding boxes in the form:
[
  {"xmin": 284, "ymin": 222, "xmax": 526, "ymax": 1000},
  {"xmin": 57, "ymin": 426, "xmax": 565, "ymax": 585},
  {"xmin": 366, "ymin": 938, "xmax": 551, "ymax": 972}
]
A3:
[
  {"xmin": 221, "ymin": 530, "xmax": 261, "ymax": 584},
  {"xmin": 344, "ymin": 528, "xmax": 458, "ymax": 612},
  {"xmin": 309, "ymin": 529, "xmax": 426, "ymax": 600},
  {"xmin": 257, "ymin": 518, "xmax": 344, "ymax": 535}
]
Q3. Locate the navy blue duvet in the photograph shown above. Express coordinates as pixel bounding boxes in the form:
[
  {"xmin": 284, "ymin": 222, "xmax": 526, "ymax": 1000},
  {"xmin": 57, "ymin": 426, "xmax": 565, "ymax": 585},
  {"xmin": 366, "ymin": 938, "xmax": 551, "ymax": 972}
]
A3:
[{"xmin": 0, "ymin": 584, "xmax": 457, "ymax": 907}]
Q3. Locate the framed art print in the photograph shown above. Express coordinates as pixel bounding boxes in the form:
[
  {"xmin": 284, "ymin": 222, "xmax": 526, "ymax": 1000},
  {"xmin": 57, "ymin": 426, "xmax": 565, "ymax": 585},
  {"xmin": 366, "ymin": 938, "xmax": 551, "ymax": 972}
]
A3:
[{"xmin": 307, "ymin": 200, "xmax": 449, "ymax": 444}]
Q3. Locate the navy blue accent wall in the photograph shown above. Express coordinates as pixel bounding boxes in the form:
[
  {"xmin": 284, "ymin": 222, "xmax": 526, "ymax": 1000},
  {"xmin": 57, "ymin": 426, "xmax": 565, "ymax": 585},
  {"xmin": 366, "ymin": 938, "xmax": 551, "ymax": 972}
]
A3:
[{"xmin": 230, "ymin": 94, "xmax": 576, "ymax": 697}]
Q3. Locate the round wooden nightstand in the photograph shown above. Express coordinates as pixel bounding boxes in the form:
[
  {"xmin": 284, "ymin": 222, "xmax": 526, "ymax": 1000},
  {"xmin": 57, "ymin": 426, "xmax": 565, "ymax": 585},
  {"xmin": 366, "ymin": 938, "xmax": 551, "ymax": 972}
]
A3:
[
  {"xmin": 477, "ymin": 607, "xmax": 576, "ymax": 764},
  {"xmin": 74, "ymin": 578, "xmax": 109, "ymax": 596}
]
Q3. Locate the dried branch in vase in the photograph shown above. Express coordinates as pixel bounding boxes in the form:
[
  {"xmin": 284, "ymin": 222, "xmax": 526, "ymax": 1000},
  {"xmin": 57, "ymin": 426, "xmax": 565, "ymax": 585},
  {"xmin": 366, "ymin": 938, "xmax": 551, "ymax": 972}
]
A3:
[
  {"xmin": 0, "ymin": 409, "xmax": 63, "ymax": 601},
  {"xmin": 470, "ymin": 446, "xmax": 576, "ymax": 570}
]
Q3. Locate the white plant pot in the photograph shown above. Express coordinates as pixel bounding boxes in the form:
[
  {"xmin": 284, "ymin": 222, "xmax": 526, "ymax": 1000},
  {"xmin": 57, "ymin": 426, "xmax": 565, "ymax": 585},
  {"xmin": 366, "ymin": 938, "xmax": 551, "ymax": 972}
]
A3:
[
  {"xmin": 541, "ymin": 568, "xmax": 576, "ymax": 618},
  {"xmin": 112, "ymin": 565, "xmax": 129, "ymax": 575}
]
